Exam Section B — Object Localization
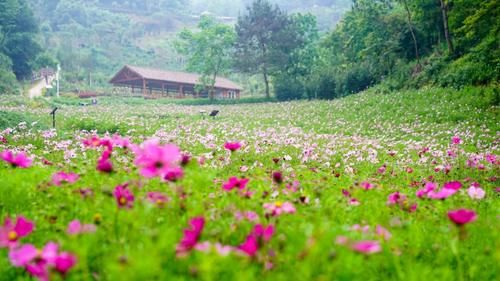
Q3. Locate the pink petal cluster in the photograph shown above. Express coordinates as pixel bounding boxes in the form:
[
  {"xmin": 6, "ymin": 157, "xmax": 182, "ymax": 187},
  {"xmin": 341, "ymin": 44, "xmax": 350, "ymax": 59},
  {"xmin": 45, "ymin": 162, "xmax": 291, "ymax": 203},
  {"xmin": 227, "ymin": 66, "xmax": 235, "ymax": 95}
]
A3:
[
  {"xmin": 9, "ymin": 242, "xmax": 77, "ymax": 280},
  {"xmin": 133, "ymin": 139, "xmax": 182, "ymax": 179},
  {"xmin": 176, "ymin": 217, "xmax": 205, "ymax": 256},
  {"xmin": 263, "ymin": 201, "xmax": 296, "ymax": 216},
  {"xmin": 417, "ymin": 181, "xmax": 462, "ymax": 200},
  {"xmin": 360, "ymin": 181, "xmax": 375, "ymax": 190},
  {"xmin": 0, "ymin": 216, "xmax": 34, "ymax": 248},
  {"xmin": 351, "ymin": 240, "xmax": 381, "ymax": 255},
  {"xmin": 448, "ymin": 209, "xmax": 477, "ymax": 226},
  {"xmin": 222, "ymin": 177, "xmax": 250, "ymax": 191},
  {"xmin": 51, "ymin": 171, "xmax": 79, "ymax": 186},
  {"xmin": 67, "ymin": 220, "xmax": 96, "ymax": 235},
  {"xmin": 0, "ymin": 150, "xmax": 32, "ymax": 168},
  {"xmin": 97, "ymin": 149, "xmax": 113, "ymax": 173},
  {"xmin": 113, "ymin": 183, "xmax": 134, "ymax": 209},
  {"xmin": 467, "ymin": 184, "xmax": 485, "ymax": 200},
  {"xmin": 224, "ymin": 142, "xmax": 242, "ymax": 152},
  {"xmin": 238, "ymin": 224, "xmax": 274, "ymax": 256}
]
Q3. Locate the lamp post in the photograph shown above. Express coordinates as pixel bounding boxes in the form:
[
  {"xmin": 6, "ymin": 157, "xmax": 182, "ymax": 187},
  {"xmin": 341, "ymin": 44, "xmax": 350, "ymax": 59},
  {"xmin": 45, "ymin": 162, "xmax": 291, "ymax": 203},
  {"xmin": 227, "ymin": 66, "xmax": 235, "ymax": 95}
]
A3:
[{"xmin": 56, "ymin": 64, "xmax": 60, "ymax": 97}]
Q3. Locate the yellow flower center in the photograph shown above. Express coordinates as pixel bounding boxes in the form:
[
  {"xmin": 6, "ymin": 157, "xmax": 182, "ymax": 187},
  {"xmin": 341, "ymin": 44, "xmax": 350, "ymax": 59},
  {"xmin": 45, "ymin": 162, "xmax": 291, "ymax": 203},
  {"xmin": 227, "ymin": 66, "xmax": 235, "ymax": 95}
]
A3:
[
  {"xmin": 119, "ymin": 197, "xmax": 127, "ymax": 205},
  {"xmin": 7, "ymin": 231, "xmax": 18, "ymax": 241},
  {"xmin": 275, "ymin": 201, "xmax": 283, "ymax": 207},
  {"xmin": 156, "ymin": 199, "xmax": 164, "ymax": 205}
]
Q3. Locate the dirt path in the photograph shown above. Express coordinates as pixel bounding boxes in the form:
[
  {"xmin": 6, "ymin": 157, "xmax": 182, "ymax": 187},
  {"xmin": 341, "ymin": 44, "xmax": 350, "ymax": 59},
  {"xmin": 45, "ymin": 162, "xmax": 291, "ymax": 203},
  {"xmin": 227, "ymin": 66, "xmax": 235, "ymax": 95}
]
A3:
[{"xmin": 29, "ymin": 76, "xmax": 54, "ymax": 98}]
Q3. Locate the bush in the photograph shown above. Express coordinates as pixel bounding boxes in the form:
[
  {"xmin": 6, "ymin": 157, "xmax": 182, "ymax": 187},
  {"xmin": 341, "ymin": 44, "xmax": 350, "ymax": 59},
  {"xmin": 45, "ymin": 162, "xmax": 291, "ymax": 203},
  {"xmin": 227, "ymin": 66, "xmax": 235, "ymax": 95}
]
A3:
[
  {"xmin": 274, "ymin": 75, "xmax": 304, "ymax": 101},
  {"xmin": 0, "ymin": 111, "xmax": 35, "ymax": 129}
]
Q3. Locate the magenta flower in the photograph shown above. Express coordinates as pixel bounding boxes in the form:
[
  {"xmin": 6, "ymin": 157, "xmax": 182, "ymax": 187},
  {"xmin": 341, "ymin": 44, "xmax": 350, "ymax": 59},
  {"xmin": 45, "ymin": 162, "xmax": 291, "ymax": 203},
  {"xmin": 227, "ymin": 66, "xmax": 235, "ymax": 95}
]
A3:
[
  {"xmin": 222, "ymin": 177, "xmax": 249, "ymax": 191},
  {"xmin": 113, "ymin": 183, "xmax": 134, "ymax": 209},
  {"xmin": 146, "ymin": 192, "xmax": 169, "ymax": 207},
  {"xmin": 163, "ymin": 167, "xmax": 184, "ymax": 182},
  {"xmin": 238, "ymin": 235, "xmax": 259, "ymax": 256},
  {"xmin": 0, "ymin": 150, "xmax": 32, "ymax": 168},
  {"xmin": 67, "ymin": 220, "xmax": 96, "ymax": 235},
  {"xmin": 134, "ymin": 139, "xmax": 181, "ymax": 178},
  {"xmin": 54, "ymin": 252, "xmax": 77, "ymax": 274},
  {"xmin": 51, "ymin": 171, "xmax": 79, "ymax": 186},
  {"xmin": 351, "ymin": 240, "xmax": 381, "ymax": 255},
  {"xmin": 97, "ymin": 149, "xmax": 113, "ymax": 173},
  {"xmin": 237, "ymin": 224, "xmax": 274, "ymax": 256},
  {"xmin": 263, "ymin": 201, "xmax": 296, "ymax": 216},
  {"xmin": 451, "ymin": 135, "xmax": 462, "ymax": 145},
  {"xmin": 448, "ymin": 209, "xmax": 477, "ymax": 225},
  {"xmin": 176, "ymin": 217, "xmax": 205, "ymax": 256},
  {"xmin": 0, "ymin": 216, "xmax": 34, "ymax": 248},
  {"xmin": 272, "ymin": 171, "xmax": 283, "ymax": 184},
  {"xmin": 224, "ymin": 142, "xmax": 242, "ymax": 152},
  {"xmin": 9, "ymin": 242, "xmax": 77, "ymax": 280},
  {"xmin": 416, "ymin": 182, "xmax": 436, "ymax": 198},
  {"xmin": 360, "ymin": 181, "xmax": 375, "ymax": 190},
  {"xmin": 387, "ymin": 192, "xmax": 406, "ymax": 205}
]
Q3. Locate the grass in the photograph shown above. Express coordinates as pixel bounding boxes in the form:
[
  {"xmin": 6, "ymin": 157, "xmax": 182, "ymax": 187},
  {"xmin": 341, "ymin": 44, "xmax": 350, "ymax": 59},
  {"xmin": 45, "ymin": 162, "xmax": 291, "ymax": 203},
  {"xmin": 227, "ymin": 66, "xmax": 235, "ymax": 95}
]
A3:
[{"xmin": 0, "ymin": 86, "xmax": 498, "ymax": 281}]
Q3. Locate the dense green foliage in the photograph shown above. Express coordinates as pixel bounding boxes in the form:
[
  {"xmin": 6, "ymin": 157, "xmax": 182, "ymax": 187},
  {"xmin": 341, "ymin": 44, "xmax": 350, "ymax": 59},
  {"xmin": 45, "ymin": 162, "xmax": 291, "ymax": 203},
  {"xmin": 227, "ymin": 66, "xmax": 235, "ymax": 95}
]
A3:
[
  {"xmin": 0, "ymin": 0, "xmax": 43, "ymax": 94},
  {"xmin": 176, "ymin": 16, "xmax": 236, "ymax": 100}
]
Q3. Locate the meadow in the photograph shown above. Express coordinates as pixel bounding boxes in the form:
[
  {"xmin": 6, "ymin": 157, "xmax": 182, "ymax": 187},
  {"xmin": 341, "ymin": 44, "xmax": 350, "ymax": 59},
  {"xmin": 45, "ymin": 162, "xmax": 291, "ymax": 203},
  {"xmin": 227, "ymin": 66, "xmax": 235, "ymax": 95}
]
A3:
[{"xmin": 0, "ymin": 86, "xmax": 498, "ymax": 281}]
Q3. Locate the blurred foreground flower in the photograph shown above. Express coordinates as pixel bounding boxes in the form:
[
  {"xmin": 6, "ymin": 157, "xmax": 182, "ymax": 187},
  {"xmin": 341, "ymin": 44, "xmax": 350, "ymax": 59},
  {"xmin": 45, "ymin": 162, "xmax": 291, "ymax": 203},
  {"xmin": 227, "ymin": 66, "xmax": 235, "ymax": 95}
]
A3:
[
  {"xmin": 1, "ymin": 150, "xmax": 32, "ymax": 168},
  {"xmin": 0, "ymin": 216, "xmax": 34, "ymax": 248}
]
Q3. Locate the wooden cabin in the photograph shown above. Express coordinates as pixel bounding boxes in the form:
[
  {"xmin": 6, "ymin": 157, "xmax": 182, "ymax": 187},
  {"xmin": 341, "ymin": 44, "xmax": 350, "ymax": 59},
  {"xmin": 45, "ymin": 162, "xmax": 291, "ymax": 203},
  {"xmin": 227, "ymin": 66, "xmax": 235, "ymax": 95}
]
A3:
[{"xmin": 109, "ymin": 65, "xmax": 242, "ymax": 99}]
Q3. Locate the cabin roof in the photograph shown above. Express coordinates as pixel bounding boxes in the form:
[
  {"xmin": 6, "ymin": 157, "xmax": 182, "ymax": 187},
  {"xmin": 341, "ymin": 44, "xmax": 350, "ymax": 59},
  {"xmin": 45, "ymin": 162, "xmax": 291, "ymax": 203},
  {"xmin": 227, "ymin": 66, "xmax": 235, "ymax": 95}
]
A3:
[{"xmin": 110, "ymin": 65, "xmax": 243, "ymax": 91}]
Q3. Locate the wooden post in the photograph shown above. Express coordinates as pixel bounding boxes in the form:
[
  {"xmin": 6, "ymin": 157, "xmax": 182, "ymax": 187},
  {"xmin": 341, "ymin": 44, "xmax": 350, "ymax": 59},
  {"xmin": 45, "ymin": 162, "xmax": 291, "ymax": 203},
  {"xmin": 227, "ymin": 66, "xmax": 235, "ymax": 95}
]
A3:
[
  {"xmin": 179, "ymin": 85, "xmax": 184, "ymax": 98},
  {"xmin": 142, "ymin": 79, "xmax": 146, "ymax": 97},
  {"xmin": 162, "ymin": 84, "xmax": 165, "ymax": 96}
]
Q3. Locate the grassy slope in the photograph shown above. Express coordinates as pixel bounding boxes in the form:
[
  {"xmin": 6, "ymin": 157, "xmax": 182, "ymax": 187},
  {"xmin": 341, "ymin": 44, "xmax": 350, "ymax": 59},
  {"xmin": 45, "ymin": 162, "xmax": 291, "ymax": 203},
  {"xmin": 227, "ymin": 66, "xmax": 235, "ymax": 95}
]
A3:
[{"xmin": 0, "ymin": 87, "xmax": 498, "ymax": 280}]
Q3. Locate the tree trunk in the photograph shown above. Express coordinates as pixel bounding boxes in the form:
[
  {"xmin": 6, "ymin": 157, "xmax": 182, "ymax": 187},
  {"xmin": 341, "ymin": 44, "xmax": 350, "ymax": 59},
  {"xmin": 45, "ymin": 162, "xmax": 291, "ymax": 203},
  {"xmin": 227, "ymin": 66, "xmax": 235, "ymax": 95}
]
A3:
[
  {"xmin": 439, "ymin": 0, "xmax": 454, "ymax": 54},
  {"xmin": 401, "ymin": 0, "xmax": 420, "ymax": 67},
  {"xmin": 263, "ymin": 67, "xmax": 270, "ymax": 99}
]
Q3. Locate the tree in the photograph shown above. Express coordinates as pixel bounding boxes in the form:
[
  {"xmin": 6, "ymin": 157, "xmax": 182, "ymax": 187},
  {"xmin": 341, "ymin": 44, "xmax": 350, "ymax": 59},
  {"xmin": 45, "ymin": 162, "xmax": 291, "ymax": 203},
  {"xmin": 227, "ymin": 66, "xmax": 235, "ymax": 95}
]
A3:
[
  {"xmin": 234, "ymin": 0, "xmax": 293, "ymax": 99},
  {"xmin": 0, "ymin": 0, "xmax": 41, "ymax": 79},
  {"xmin": 176, "ymin": 15, "xmax": 236, "ymax": 100},
  {"xmin": 439, "ymin": 0, "xmax": 454, "ymax": 54}
]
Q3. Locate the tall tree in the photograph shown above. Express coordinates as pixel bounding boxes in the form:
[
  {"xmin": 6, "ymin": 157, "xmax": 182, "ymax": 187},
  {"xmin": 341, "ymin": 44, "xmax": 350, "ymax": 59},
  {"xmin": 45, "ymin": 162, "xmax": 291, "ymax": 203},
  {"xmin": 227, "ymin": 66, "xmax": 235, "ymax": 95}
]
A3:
[
  {"xmin": 399, "ymin": 0, "xmax": 421, "ymax": 67},
  {"xmin": 176, "ymin": 15, "xmax": 235, "ymax": 100},
  {"xmin": 234, "ymin": 0, "xmax": 292, "ymax": 99},
  {"xmin": 439, "ymin": 0, "xmax": 454, "ymax": 54}
]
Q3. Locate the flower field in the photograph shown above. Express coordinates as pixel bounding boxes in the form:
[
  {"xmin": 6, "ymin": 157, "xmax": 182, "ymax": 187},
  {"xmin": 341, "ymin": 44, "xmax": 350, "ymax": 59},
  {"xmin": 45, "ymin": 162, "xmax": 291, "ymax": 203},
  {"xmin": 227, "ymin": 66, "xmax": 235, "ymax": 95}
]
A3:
[{"xmin": 0, "ymin": 87, "xmax": 498, "ymax": 281}]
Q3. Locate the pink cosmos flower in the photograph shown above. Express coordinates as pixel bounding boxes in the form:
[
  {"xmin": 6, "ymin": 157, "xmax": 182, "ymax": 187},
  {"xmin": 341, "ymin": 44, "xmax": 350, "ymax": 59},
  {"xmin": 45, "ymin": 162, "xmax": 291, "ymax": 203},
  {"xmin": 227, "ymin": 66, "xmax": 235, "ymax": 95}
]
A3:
[
  {"xmin": 0, "ymin": 150, "xmax": 32, "ymax": 168},
  {"xmin": 387, "ymin": 192, "xmax": 406, "ymax": 205},
  {"xmin": 238, "ymin": 224, "xmax": 274, "ymax": 256},
  {"xmin": 427, "ymin": 181, "xmax": 462, "ymax": 200},
  {"xmin": 176, "ymin": 217, "xmax": 205, "ymax": 256},
  {"xmin": 146, "ymin": 192, "xmax": 169, "ymax": 207},
  {"xmin": 0, "ymin": 216, "xmax": 34, "ymax": 248},
  {"xmin": 467, "ymin": 185, "xmax": 485, "ymax": 200},
  {"xmin": 134, "ymin": 139, "xmax": 182, "ymax": 178},
  {"xmin": 451, "ymin": 135, "xmax": 462, "ymax": 145},
  {"xmin": 224, "ymin": 142, "xmax": 241, "ymax": 152},
  {"xmin": 163, "ymin": 167, "xmax": 184, "ymax": 182},
  {"xmin": 263, "ymin": 201, "xmax": 296, "ymax": 216},
  {"xmin": 448, "ymin": 209, "xmax": 477, "ymax": 225},
  {"xmin": 222, "ymin": 177, "xmax": 249, "ymax": 191},
  {"xmin": 97, "ymin": 149, "xmax": 113, "ymax": 173},
  {"xmin": 416, "ymin": 182, "xmax": 436, "ymax": 198},
  {"xmin": 113, "ymin": 183, "xmax": 134, "ymax": 209},
  {"xmin": 9, "ymin": 242, "xmax": 77, "ymax": 280},
  {"xmin": 67, "ymin": 220, "xmax": 96, "ymax": 235},
  {"xmin": 360, "ymin": 181, "xmax": 375, "ymax": 190},
  {"xmin": 51, "ymin": 171, "xmax": 79, "ymax": 186},
  {"xmin": 82, "ymin": 135, "xmax": 102, "ymax": 148},
  {"xmin": 351, "ymin": 240, "xmax": 381, "ymax": 255}
]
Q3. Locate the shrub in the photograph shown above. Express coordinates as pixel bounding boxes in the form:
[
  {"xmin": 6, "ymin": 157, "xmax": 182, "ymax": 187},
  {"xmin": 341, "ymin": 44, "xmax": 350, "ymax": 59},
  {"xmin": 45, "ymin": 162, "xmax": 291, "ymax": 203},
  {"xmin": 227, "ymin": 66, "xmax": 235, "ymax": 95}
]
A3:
[{"xmin": 274, "ymin": 75, "xmax": 304, "ymax": 101}]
